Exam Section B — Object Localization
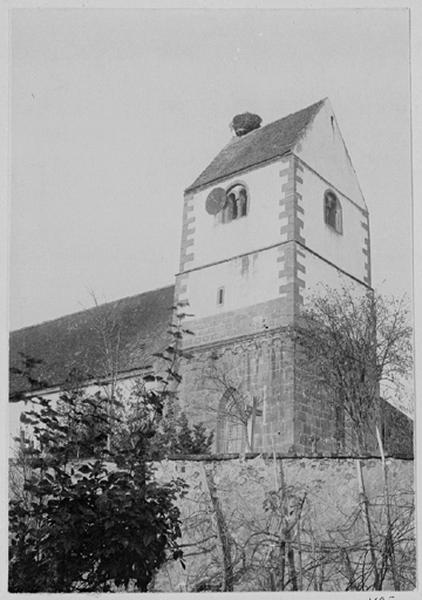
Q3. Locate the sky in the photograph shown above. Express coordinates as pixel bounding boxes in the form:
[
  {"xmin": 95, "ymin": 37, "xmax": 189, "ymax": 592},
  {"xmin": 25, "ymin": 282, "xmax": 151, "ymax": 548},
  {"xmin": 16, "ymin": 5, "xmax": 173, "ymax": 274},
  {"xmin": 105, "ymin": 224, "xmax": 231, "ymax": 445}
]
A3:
[{"xmin": 10, "ymin": 7, "xmax": 412, "ymax": 330}]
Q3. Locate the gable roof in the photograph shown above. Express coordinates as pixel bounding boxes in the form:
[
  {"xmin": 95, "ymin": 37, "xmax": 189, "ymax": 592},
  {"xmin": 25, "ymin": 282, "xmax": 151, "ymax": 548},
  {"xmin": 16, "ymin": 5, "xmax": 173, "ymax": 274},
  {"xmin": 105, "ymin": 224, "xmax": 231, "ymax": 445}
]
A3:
[
  {"xmin": 186, "ymin": 99, "xmax": 325, "ymax": 193},
  {"xmin": 9, "ymin": 285, "xmax": 175, "ymax": 398}
]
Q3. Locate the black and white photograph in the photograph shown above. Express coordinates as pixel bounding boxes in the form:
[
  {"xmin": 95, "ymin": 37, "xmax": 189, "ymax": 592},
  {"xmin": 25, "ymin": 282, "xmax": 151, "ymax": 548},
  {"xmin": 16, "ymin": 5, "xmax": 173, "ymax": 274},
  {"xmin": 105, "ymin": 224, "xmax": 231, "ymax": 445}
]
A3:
[{"xmin": 5, "ymin": 3, "xmax": 419, "ymax": 596}]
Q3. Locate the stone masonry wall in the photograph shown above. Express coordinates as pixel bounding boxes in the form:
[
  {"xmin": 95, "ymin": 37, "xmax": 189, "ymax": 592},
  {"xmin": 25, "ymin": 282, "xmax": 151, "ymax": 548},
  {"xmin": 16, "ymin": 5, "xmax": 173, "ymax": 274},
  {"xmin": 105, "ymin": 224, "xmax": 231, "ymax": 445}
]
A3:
[
  {"xmin": 181, "ymin": 296, "xmax": 291, "ymax": 349},
  {"xmin": 179, "ymin": 329, "xmax": 296, "ymax": 453},
  {"xmin": 153, "ymin": 455, "xmax": 415, "ymax": 592}
]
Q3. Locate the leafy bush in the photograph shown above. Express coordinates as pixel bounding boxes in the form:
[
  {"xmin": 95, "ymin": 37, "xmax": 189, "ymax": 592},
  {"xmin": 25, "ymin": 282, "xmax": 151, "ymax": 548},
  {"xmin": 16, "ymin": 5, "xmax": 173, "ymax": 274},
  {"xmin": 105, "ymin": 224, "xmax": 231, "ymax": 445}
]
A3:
[{"xmin": 9, "ymin": 389, "xmax": 186, "ymax": 593}]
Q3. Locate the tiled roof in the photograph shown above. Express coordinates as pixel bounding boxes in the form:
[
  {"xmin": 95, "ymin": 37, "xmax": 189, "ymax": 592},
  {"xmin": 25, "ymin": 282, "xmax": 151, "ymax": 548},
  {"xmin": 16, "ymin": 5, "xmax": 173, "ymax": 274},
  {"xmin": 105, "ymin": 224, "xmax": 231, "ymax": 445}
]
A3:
[
  {"xmin": 186, "ymin": 99, "xmax": 325, "ymax": 192},
  {"xmin": 9, "ymin": 285, "xmax": 175, "ymax": 398}
]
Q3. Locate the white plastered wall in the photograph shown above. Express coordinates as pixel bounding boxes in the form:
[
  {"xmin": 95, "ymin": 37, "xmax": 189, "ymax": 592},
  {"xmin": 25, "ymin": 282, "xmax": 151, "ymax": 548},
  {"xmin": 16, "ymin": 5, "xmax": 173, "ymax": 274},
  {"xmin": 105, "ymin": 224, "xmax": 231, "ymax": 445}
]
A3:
[
  {"xmin": 299, "ymin": 166, "xmax": 367, "ymax": 283},
  {"xmin": 9, "ymin": 376, "xmax": 146, "ymax": 457},
  {"xmin": 9, "ymin": 389, "xmax": 64, "ymax": 457},
  {"xmin": 182, "ymin": 246, "xmax": 282, "ymax": 319},
  {"xmin": 188, "ymin": 161, "xmax": 287, "ymax": 269},
  {"xmin": 301, "ymin": 250, "xmax": 368, "ymax": 307},
  {"xmin": 295, "ymin": 99, "xmax": 367, "ymax": 211}
]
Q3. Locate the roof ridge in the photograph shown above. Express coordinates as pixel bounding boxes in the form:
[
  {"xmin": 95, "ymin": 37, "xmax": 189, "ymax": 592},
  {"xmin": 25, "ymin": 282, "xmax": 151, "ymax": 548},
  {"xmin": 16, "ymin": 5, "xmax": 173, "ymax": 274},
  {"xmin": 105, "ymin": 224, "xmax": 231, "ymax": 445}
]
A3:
[
  {"xmin": 249, "ymin": 98, "xmax": 325, "ymax": 137},
  {"xmin": 291, "ymin": 98, "xmax": 326, "ymax": 148},
  {"xmin": 225, "ymin": 98, "xmax": 326, "ymax": 144},
  {"xmin": 206, "ymin": 98, "xmax": 326, "ymax": 153},
  {"xmin": 185, "ymin": 98, "xmax": 326, "ymax": 192},
  {"xmin": 10, "ymin": 283, "xmax": 175, "ymax": 334}
]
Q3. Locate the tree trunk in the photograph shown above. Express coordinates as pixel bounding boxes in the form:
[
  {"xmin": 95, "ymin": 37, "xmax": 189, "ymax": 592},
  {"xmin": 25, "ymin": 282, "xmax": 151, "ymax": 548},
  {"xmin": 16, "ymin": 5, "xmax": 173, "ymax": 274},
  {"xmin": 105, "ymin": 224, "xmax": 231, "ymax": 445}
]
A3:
[
  {"xmin": 376, "ymin": 425, "xmax": 399, "ymax": 590},
  {"xmin": 203, "ymin": 464, "xmax": 234, "ymax": 591},
  {"xmin": 342, "ymin": 548, "xmax": 356, "ymax": 590},
  {"xmin": 287, "ymin": 544, "xmax": 298, "ymax": 590},
  {"xmin": 279, "ymin": 541, "xmax": 286, "ymax": 590},
  {"xmin": 356, "ymin": 458, "xmax": 381, "ymax": 589},
  {"xmin": 296, "ymin": 494, "xmax": 306, "ymax": 590},
  {"xmin": 279, "ymin": 459, "xmax": 298, "ymax": 590}
]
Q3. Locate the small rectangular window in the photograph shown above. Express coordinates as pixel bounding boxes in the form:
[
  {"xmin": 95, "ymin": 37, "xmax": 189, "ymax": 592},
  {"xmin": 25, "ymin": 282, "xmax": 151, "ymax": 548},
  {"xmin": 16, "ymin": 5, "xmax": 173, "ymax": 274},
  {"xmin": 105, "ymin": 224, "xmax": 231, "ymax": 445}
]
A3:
[{"xmin": 217, "ymin": 287, "xmax": 225, "ymax": 306}]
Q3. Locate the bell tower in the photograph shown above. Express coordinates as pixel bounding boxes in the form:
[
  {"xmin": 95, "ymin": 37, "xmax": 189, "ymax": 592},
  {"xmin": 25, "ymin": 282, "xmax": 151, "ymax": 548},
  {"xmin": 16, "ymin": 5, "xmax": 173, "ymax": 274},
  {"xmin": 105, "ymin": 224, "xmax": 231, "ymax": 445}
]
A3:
[{"xmin": 175, "ymin": 99, "xmax": 371, "ymax": 454}]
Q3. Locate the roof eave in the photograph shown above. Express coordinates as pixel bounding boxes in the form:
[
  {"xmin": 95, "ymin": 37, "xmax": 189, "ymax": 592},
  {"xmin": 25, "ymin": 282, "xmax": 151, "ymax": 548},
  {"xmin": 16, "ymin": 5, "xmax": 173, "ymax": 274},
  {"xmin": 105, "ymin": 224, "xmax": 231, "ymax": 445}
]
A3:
[
  {"xmin": 9, "ymin": 363, "xmax": 156, "ymax": 402},
  {"xmin": 184, "ymin": 151, "xmax": 292, "ymax": 195}
]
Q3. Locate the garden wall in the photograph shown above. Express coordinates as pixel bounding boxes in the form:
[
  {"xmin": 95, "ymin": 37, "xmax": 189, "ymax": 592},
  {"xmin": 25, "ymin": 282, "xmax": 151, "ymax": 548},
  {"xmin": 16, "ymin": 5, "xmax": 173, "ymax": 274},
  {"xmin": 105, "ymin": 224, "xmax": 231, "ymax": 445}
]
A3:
[{"xmin": 153, "ymin": 455, "xmax": 415, "ymax": 592}]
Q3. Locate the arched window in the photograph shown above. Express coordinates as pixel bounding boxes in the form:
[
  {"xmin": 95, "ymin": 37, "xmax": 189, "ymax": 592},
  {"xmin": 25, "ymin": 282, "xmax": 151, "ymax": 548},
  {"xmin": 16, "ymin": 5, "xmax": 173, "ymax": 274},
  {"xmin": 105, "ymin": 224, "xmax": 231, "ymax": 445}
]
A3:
[
  {"xmin": 221, "ymin": 184, "xmax": 248, "ymax": 223},
  {"xmin": 324, "ymin": 190, "xmax": 343, "ymax": 233},
  {"xmin": 216, "ymin": 388, "xmax": 246, "ymax": 453},
  {"xmin": 215, "ymin": 389, "xmax": 263, "ymax": 453}
]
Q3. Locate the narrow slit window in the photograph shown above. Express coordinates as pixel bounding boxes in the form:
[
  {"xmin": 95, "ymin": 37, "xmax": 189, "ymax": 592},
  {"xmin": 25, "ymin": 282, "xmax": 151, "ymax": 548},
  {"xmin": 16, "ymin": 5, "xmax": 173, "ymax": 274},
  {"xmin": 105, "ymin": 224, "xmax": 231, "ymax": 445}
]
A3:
[
  {"xmin": 239, "ymin": 188, "xmax": 248, "ymax": 216},
  {"xmin": 217, "ymin": 287, "xmax": 225, "ymax": 306},
  {"xmin": 228, "ymin": 193, "xmax": 237, "ymax": 220}
]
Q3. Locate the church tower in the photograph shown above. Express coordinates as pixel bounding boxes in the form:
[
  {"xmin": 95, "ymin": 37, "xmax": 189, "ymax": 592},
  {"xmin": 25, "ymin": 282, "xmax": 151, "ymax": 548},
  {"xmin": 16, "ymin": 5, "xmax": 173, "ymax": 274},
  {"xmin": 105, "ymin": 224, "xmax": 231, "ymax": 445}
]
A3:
[{"xmin": 175, "ymin": 99, "xmax": 371, "ymax": 454}]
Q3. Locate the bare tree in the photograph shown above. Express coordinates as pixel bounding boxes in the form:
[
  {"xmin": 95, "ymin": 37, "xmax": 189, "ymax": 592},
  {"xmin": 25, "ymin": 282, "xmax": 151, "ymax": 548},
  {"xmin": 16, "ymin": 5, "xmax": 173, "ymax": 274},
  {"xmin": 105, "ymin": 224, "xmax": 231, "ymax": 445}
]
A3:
[
  {"xmin": 291, "ymin": 285, "xmax": 413, "ymax": 454},
  {"xmin": 88, "ymin": 292, "xmax": 123, "ymax": 451},
  {"xmin": 158, "ymin": 451, "xmax": 415, "ymax": 592}
]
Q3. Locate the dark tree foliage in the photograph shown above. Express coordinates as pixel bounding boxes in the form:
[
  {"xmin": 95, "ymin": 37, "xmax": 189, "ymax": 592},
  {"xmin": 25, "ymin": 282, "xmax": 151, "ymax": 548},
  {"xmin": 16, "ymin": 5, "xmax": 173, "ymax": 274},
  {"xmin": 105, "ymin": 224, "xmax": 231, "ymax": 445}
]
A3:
[
  {"xmin": 106, "ymin": 306, "xmax": 213, "ymax": 461},
  {"xmin": 8, "ymin": 304, "xmax": 207, "ymax": 593},
  {"xmin": 148, "ymin": 406, "xmax": 214, "ymax": 459},
  {"xmin": 177, "ymin": 413, "xmax": 214, "ymax": 455},
  {"xmin": 9, "ymin": 389, "xmax": 187, "ymax": 592}
]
